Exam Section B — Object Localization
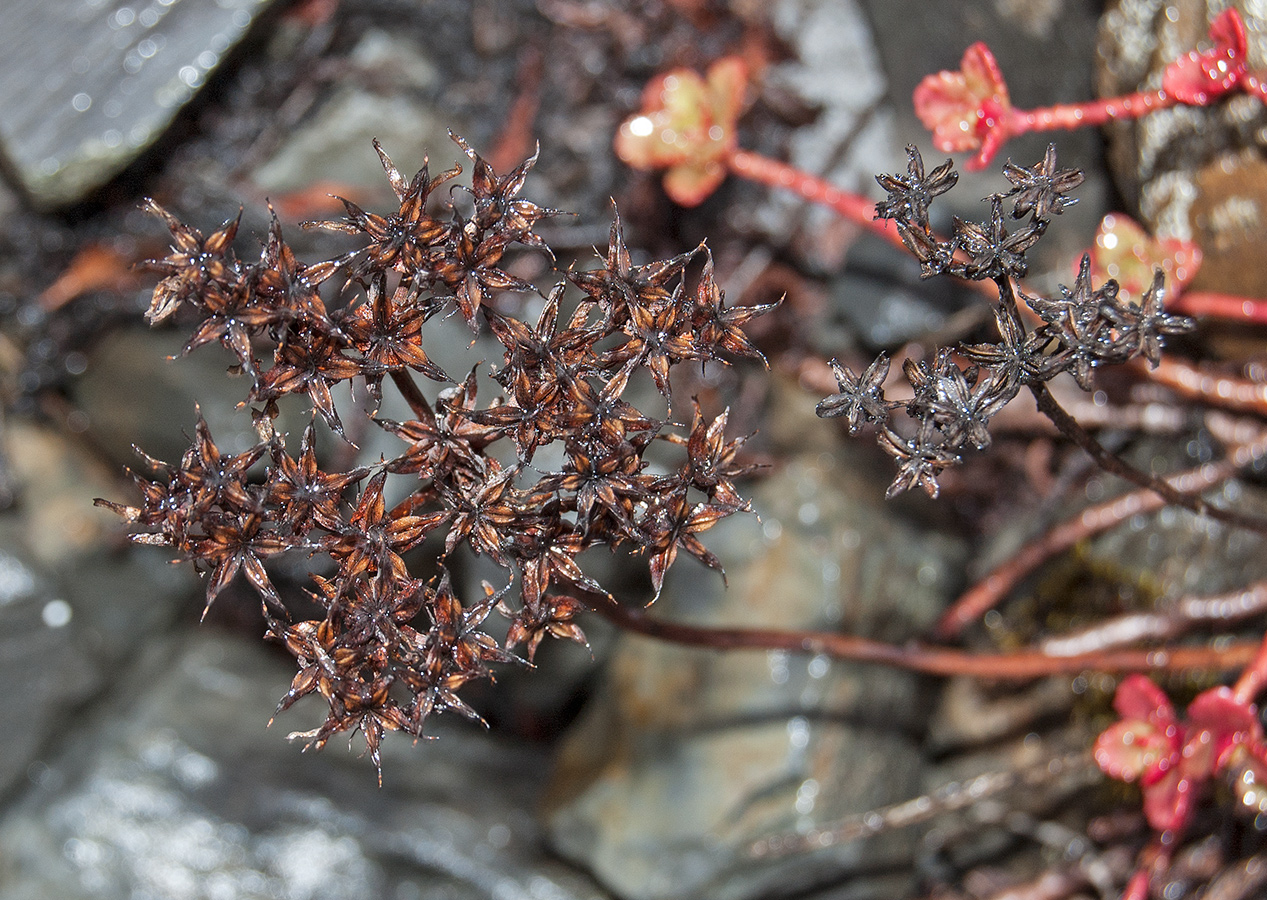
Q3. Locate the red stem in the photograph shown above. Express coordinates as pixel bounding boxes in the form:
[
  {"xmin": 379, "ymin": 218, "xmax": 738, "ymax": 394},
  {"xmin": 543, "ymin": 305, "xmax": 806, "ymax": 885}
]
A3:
[
  {"xmin": 587, "ymin": 592, "xmax": 1257, "ymax": 680},
  {"xmin": 935, "ymin": 460, "xmax": 1236, "ymax": 640},
  {"xmin": 1015, "ymin": 89, "xmax": 1175, "ymax": 135},
  {"xmin": 1173, "ymin": 289, "xmax": 1267, "ymax": 326},
  {"xmin": 1143, "ymin": 356, "xmax": 1267, "ymax": 418},
  {"xmin": 1233, "ymin": 632, "xmax": 1267, "ymax": 705},
  {"xmin": 726, "ymin": 148, "xmax": 904, "ymax": 250}
]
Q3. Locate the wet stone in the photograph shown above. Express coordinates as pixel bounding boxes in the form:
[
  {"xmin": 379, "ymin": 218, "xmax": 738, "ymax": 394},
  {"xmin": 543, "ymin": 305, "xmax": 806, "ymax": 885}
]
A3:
[
  {"xmin": 0, "ymin": 0, "xmax": 278, "ymax": 208},
  {"xmin": 251, "ymin": 29, "xmax": 453, "ymax": 198},
  {"xmin": 0, "ymin": 417, "xmax": 194, "ymax": 802},
  {"xmin": 0, "ymin": 539, "xmax": 99, "ymax": 802},
  {"xmin": 545, "ymin": 381, "xmax": 968, "ymax": 900},
  {"xmin": 75, "ymin": 328, "xmax": 311, "ymax": 470},
  {"xmin": 0, "ymin": 631, "xmax": 613, "ymax": 900}
]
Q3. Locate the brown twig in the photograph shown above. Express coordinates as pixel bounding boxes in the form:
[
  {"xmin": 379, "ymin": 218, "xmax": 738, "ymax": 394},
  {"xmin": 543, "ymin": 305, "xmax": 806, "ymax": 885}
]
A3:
[
  {"xmin": 1029, "ymin": 382, "xmax": 1267, "ymax": 535},
  {"xmin": 389, "ymin": 369, "xmax": 435, "ymax": 422},
  {"xmin": 751, "ymin": 751, "xmax": 1095, "ymax": 858},
  {"xmin": 936, "ymin": 460, "xmax": 1237, "ymax": 639},
  {"xmin": 1040, "ymin": 579, "xmax": 1267, "ymax": 657},
  {"xmin": 1142, "ymin": 356, "xmax": 1267, "ymax": 418},
  {"xmin": 584, "ymin": 591, "xmax": 1258, "ymax": 680}
]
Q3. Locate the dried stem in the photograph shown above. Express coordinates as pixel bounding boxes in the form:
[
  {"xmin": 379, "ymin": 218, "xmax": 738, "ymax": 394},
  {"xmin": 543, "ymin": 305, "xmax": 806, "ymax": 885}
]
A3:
[
  {"xmin": 751, "ymin": 750, "xmax": 1096, "ymax": 858},
  {"xmin": 1173, "ymin": 290, "xmax": 1267, "ymax": 326},
  {"xmin": 936, "ymin": 460, "xmax": 1237, "ymax": 639},
  {"xmin": 1029, "ymin": 382, "xmax": 1267, "ymax": 534},
  {"xmin": 584, "ymin": 591, "xmax": 1258, "ymax": 680},
  {"xmin": 1042, "ymin": 578, "xmax": 1267, "ymax": 657},
  {"xmin": 389, "ymin": 368, "xmax": 435, "ymax": 422},
  {"xmin": 1143, "ymin": 357, "xmax": 1267, "ymax": 418}
]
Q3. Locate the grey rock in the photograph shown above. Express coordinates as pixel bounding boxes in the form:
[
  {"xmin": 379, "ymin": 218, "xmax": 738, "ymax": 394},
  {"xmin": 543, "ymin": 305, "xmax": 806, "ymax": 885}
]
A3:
[
  {"xmin": 252, "ymin": 29, "xmax": 453, "ymax": 198},
  {"xmin": 1096, "ymin": 1, "xmax": 1267, "ymax": 230},
  {"xmin": 1096, "ymin": 2, "xmax": 1267, "ymax": 298},
  {"xmin": 745, "ymin": 0, "xmax": 898, "ymax": 271},
  {"xmin": 76, "ymin": 328, "xmax": 302, "ymax": 469},
  {"xmin": 0, "ymin": 0, "xmax": 278, "ymax": 208},
  {"xmin": 0, "ymin": 631, "xmax": 613, "ymax": 900},
  {"xmin": 545, "ymin": 381, "xmax": 967, "ymax": 900},
  {"xmin": 0, "ymin": 540, "xmax": 99, "ymax": 802},
  {"xmin": 0, "ymin": 418, "xmax": 195, "ymax": 801},
  {"xmin": 1073, "ymin": 470, "xmax": 1267, "ymax": 600}
]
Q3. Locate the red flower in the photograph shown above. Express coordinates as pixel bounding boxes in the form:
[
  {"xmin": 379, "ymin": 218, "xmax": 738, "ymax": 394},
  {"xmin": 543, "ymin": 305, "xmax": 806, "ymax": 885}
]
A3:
[
  {"xmin": 614, "ymin": 56, "xmax": 748, "ymax": 206},
  {"xmin": 1162, "ymin": 9, "xmax": 1248, "ymax": 105},
  {"xmin": 913, "ymin": 42, "xmax": 1015, "ymax": 169},
  {"xmin": 1086, "ymin": 213, "xmax": 1201, "ymax": 307},
  {"xmin": 1095, "ymin": 675, "xmax": 1264, "ymax": 832}
]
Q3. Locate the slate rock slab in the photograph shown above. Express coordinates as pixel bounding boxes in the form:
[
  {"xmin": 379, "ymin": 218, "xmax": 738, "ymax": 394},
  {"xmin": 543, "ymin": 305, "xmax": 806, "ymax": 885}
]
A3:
[
  {"xmin": 0, "ymin": 418, "xmax": 194, "ymax": 802},
  {"xmin": 0, "ymin": 631, "xmax": 613, "ymax": 900},
  {"xmin": 0, "ymin": 0, "xmax": 277, "ymax": 208}
]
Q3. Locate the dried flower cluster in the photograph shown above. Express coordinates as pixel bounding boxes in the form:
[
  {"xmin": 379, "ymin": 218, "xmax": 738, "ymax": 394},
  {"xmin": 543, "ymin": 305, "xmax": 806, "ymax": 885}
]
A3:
[
  {"xmin": 817, "ymin": 144, "xmax": 1194, "ymax": 499},
  {"xmin": 97, "ymin": 134, "xmax": 775, "ymax": 774}
]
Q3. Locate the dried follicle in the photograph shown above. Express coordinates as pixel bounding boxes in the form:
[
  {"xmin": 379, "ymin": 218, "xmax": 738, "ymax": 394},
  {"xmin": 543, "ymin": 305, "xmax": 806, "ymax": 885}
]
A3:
[{"xmin": 99, "ymin": 134, "xmax": 777, "ymax": 776}]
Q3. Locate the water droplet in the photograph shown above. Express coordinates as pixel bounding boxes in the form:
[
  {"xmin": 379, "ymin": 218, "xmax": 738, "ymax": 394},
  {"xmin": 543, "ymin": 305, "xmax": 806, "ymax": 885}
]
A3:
[
  {"xmin": 627, "ymin": 116, "xmax": 654, "ymax": 138},
  {"xmin": 797, "ymin": 502, "xmax": 819, "ymax": 525},
  {"xmin": 787, "ymin": 716, "xmax": 810, "ymax": 750},
  {"xmin": 42, "ymin": 599, "xmax": 72, "ymax": 628}
]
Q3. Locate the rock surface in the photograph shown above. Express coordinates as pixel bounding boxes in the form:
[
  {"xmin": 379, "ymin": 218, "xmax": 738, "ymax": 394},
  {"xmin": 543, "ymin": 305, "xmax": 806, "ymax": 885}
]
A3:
[
  {"xmin": 0, "ymin": 0, "xmax": 278, "ymax": 208},
  {"xmin": 1096, "ymin": 1, "xmax": 1267, "ymax": 295},
  {"xmin": 0, "ymin": 631, "xmax": 613, "ymax": 900},
  {"xmin": 0, "ymin": 417, "xmax": 193, "ymax": 804}
]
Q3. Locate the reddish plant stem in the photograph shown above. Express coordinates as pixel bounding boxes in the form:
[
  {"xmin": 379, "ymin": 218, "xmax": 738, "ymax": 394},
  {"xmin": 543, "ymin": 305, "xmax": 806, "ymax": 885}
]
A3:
[
  {"xmin": 935, "ymin": 459, "xmax": 1238, "ymax": 639},
  {"xmin": 727, "ymin": 148, "xmax": 903, "ymax": 249},
  {"xmin": 1143, "ymin": 356, "xmax": 1267, "ymax": 417},
  {"xmin": 1030, "ymin": 382, "xmax": 1267, "ymax": 535},
  {"xmin": 726, "ymin": 147, "xmax": 1010, "ymax": 309},
  {"xmin": 1172, "ymin": 290, "xmax": 1267, "ymax": 326},
  {"xmin": 1233, "ymin": 632, "xmax": 1267, "ymax": 705},
  {"xmin": 1127, "ymin": 835, "xmax": 1178, "ymax": 900},
  {"xmin": 487, "ymin": 42, "xmax": 544, "ymax": 174},
  {"xmin": 1012, "ymin": 89, "xmax": 1174, "ymax": 137},
  {"xmin": 1041, "ymin": 578, "xmax": 1267, "ymax": 657},
  {"xmin": 585, "ymin": 591, "xmax": 1257, "ymax": 680}
]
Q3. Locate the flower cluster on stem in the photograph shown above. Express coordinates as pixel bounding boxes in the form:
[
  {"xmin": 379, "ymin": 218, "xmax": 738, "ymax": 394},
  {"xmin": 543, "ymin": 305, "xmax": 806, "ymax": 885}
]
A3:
[{"xmin": 98, "ymin": 135, "xmax": 776, "ymax": 777}]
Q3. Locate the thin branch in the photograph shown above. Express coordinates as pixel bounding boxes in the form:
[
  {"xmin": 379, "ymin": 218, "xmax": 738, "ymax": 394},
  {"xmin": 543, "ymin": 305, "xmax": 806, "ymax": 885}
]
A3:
[
  {"xmin": 1143, "ymin": 356, "xmax": 1267, "ymax": 418},
  {"xmin": 936, "ymin": 459, "xmax": 1237, "ymax": 639},
  {"xmin": 751, "ymin": 750, "xmax": 1096, "ymax": 858},
  {"xmin": 1041, "ymin": 578, "xmax": 1267, "ymax": 658},
  {"xmin": 1029, "ymin": 382, "xmax": 1267, "ymax": 534},
  {"xmin": 584, "ymin": 591, "xmax": 1259, "ymax": 681},
  {"xmin": 389, "ymin": 369, "xmax": 435, "ymax": 422}
]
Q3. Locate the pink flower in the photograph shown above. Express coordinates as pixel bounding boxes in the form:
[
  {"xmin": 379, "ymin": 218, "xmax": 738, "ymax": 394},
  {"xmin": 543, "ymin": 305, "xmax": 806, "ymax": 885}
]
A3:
[
  {"xmin": 1094, "ymin": 675, "xmax": 1182, "ymax": 786},
  {"xmin": 1087, "ymin": 213, "xmax": 1201, "ymax": 306},
  {"xmin": 1162, "ymin": 9, "xmax": 1248, "ymax": 105},
  {"xmin": 1095, "ymin": 675, "xmax": 1263, "ymax": 832},
  {"xmin": 913, "ymin": 42, "xmax": 1014, "ymax": 169},
  {"xmin": 614, "ymin": 57, "xmax": 748, "ymax": 207}
]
